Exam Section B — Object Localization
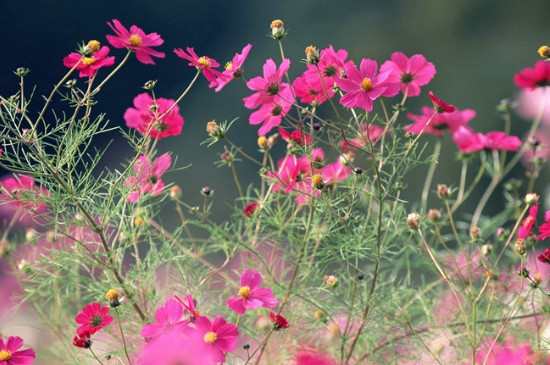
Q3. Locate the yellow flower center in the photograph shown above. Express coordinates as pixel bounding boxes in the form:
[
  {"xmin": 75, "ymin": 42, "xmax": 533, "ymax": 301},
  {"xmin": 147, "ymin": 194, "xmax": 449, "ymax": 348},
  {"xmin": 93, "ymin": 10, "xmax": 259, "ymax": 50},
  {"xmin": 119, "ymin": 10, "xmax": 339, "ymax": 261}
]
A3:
[
  {"xmin": 360, "ymin": 77, "xmax": 373, "ymax": 91},
  {"xmin": 198, "ymin": 57, "xmax": 211, "ymax": 68},
  {"xmin": 129, "ymin": 34, "xmax": 142, "ymax": 47},
  {"xmin": 87, "ymin": 40, "xmax": 101, "ymax": 53},
  {"xmin": 0, "ymin": 350, "xmax": 11, "ymax": 361},
  {"xmin": 225, "ymin": 61, "xmax": 233, "ymax": 71},
  {"xmin": 238, "ymin": 285, "xmax": 251, "ymax": 298},
  {"xmin": 204, "ymin": 331, "xmax": 218, "ymax": 344},
  {"xmin": 82, "ymin": 57, "xmax": 95, "ymax": 65}
]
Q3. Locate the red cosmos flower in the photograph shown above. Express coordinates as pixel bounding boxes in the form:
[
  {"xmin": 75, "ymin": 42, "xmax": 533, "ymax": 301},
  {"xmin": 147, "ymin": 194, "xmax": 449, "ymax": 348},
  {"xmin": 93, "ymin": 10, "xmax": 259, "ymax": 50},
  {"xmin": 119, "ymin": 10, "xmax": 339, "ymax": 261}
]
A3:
[
  {"xmin": 123, "ymin": 153, "xmax": 171, "ymax": 203},
  {"xmin": 336, "ymin": 58, "xmax": 399, "ymax": 112},
  {"xmin": 0, "ymin": 336, "xmax": 35, "ymax": 365},
  {"xmin": 209, "ymin": 44, "xmax": 252, "ymax": 92},
  {"xmin": 124, "ymin": 93, "xmax": 184, "ymax": 139},
  {"xmin": 227, "ymin": 269, "xmax": 278, "ymax": 315},
  {"xmin": 174, "ymin": 47, "xmax": 222, "ymax": 83},
  {"xmin": 75, "ymin": 302, "xmax": 113, "ymax": 336},
  {"xmin": 380, "ymin": 52, "xmax": 436, "ymax": 97},
  {"xmin": 189, "ymin": 315, "xmax": 239, "ymax": 363},
  {"xmin": 72, "ymin": 332, "xmax": 92, "ymax": 349},
  {"xmin": 243, "ymin": 201, "xmax": 260, "ymax": 217},
  {"xmin": 405, "ymin": 106, "xmax": 475, "ymax": 136},
  {"xmin": 279, "ymin": 127, "xmax": 311, "ymax": 147},
  {"xmin": 63, "ymin": 46, "xmax": 115, "ymax": 78},
  {"xmin": 106, "ymin": 19, "xmax": 165, "ymax": 65},
  {"xmin": 538, "ymin": 211, "xmax": 550, "ymax": 241},
  {"xmin": 428, "ymin": 91, "xmax": 456, "ymax": 113},
  {"xmin": 539, "ymin": 247, "xmax": 550, "ymax": 264},
  {"xmin": 514, "ymin": 60, "xmax": 550, "ymax": 90},
  {"xmin": 518, "ymin": 205, "xmax": 538, "ymax": 239},
  {"xmin": 269, "ymin": 311, "xmax": 290, "ymax": 330}
]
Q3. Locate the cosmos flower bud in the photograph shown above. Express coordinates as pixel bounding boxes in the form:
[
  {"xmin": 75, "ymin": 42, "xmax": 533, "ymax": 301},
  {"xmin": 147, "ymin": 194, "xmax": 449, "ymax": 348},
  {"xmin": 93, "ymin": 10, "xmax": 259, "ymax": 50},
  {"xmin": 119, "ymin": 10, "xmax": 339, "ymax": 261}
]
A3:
[
  {"xmin": 481, "ymin": 244, "xmax": 493, "ymax": 256},
  {"xmin": 14, "ymin": 67, "xmax": 30, "ymax": 77},
  {"xmin": 106, "ymin": 289, "xmax": 121, "ymax": 308},
  {"xmin": 312, "ymin": 174, "xmax": 325, "ymax": 190},
  {"xmin": 270, "ymin": 19, "xmax": 285, "ymax": 40},
  {"xmin": 514, "ymin": 239, "xmax": 526, "ymax": 255},
  {"xmin": 85, "ymin": 40, "xmax": 101, "ymax": 54},
  {"xmin": 201, "ymin": 186, "xmax": 212, "ymax": 196},
  {"xmin": 517, "ymin": 265, "xmax": 529, "ymax": 278},
  {"xmin": 525, "ymin": 193, "xmax": 539, "ymax": 206},
  {"xmin": 305, "ymin": 45, "xmax": 320, "ymax": 65},
  {"xmin": 407, "ymin": 212, "xmax": 420, "ymax": 231},
  {"xmin": 206, "ymin": 120, "xmax": 223, "ymax": 139},
  {"xmin": 339, "ymin": 151, "xmax": 355, "ymax": 166},
  {"xmin": 143, "ymin": 80, "xmax": 157, "ymax": 90},
  {"xmin": 169, "ymin": 185, "xmax": 182, "ymax": 199},
  {"xmin": 538, "ymin": 45, "xmax": 550, "ymax": 58},
  {"xmin": 470, "ymin": 226, "xmax": 481, "ymax": 242},
  {"xmin": 257, "ymin": 136, "xmax": 268, "ymax": 150},
  {"xmin": 437, "ymin": 184, "xmax": 449, "ymax": 200},
  {"xmin": 65, "ymin": 79, "xmax": 77, "ymax": 88},
  {"xmin": 428, "ymin": 209, "xmax": 441, "ymax": 223},
  {"xmin": 314, "ymin": 309, "xmax": 325, "ymax": 320}
]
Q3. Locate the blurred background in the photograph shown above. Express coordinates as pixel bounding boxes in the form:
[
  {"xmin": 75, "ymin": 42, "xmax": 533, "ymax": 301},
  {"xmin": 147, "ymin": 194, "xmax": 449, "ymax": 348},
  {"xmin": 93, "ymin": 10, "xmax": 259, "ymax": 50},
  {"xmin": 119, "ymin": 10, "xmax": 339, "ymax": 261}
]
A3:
[{"xmin": 2, "ymin": 0, "xmax": 550, "ymax": 360}]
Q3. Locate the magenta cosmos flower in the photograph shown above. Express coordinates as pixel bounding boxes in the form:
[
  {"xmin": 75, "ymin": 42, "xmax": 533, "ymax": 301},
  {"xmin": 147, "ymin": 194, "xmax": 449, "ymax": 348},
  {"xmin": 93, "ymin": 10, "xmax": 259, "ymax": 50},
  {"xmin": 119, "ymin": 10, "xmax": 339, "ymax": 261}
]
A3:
[
  {"xmin": 405, "ymin": 106, "xmax": 475, "ymax": 136},
  {"xmin": 174, "ymin": 47, "xmax": 222, "ymax": 83},
  {"xmin": 227, "ymin": 269, "xmax": 278, "ymax": 315},
  {"xmin": 249, "ymin": 87, "xmax": 294, "ymax": 136},
  {"xmin": 514, "ymin": 60, "xmax": 550, "ymax": 90},
  {"xmin": 209, "ymin": 44, "xmax": 252, "ymax": 92},
  {"xmin": 141, "ymin": 299, "xmax": 189, "ymax": 340},
  {"xmin": 75, "ymin": 302, "xmax": 113, "ymax": 336},
  {"xmin": 380, "ymin": 52, "xmax": 436, "ymax": 97},
  {"xmin": 518, "ymin": 205, "xmax": 538, "ymax": 240},
  {"xmin": 537, "ymin": 211, "xmax": 550, "ymax": 241},
  {"xmin": 63, "ymin": 46, "xmax": 115, "ymax": 78},
  {"xmin": 0, "ymin": 174, "xmax": 49, "ymax": 212},
  {"xmin": 336, "ymin": 58, "xmax": 399, "ymax": 112},
  {"xmin": 124, "ymin": 153, "xmax": 171, "ymax": 203},
  {"xmin": 428, "ymin": 91, "xmax": 456, "ymax": 113},
  {"xmin": 243, "ymin": 58, "xmax": 292, "ymax": 109},
  {"xmin": 106, "ymin": 19, "xmax": 165, "ymax": 65},
  {"xmin": 0, "ymin": 336, "xmax": 35, "ymax": 365},
  {"xmin": 452, "ymin": 126, "xmax": 522, "ymax": 153},
  {"xmin": 188, "ymin": 315, "xmax": 239, "ymax": 363},
  {"xmin": 124, "ymin": 93, "xmax": 184, "ymax": 139}
]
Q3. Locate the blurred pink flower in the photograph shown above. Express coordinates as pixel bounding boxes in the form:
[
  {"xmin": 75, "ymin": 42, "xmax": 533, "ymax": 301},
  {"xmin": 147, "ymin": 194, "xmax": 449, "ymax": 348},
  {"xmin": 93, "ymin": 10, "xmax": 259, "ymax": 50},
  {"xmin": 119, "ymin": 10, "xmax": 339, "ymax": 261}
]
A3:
[
  {"xmin": 336, "ymin": 58, "xmax": 399, "ymax": 111},
  {"xmin": 189, "ymin": 315, "xmax": 239, "ymax": 363},
  {"xmin": 227, "ymin": 269, "xmax": 278, "ymax": 315},
  {"xmin": 75, "ymin": 302, "xmax": 113, "ymax": 336},
  {"xmin": 340, "ymin": 123, "xmax": 388, "ymax": 151},
  {"xmin": 209, "ymin": 44, "xmax": 252, "ymax": 92},
  {"xmin": 293, "ymin": 348, "xmax": 337, "ymax": 365},
  {"xmin": 405, "ymin": 106, "xmax": 475, "ymax": 136},
  {"xmin": 141, "ymin": 299, "xmax": 189, "ymax": 340},
  {"xmin": 0, "ymin": 174, "xmax": 48, "ymax": 213},
  {"xmin": 124, "ymin": 93, "xmax": 184, "ymax": 139},
  {"xmin": 106, "ymin": 19, "xmax": 165, "ymax": 65},
  {"xmin": 518, "ymin": 205, "xmax": 538, "ymax": 239},
  {"xmin": 0, "ymin": 336, "xmax": 35, "ymax": 365},
  {"xmin": 174, "ymin": 47, "xmax": 222, "ymax": 83},
  {"xmin": 475, "ymin": 338, "xmax": 548, "ymax": 364},
  {"xmin": 63, "ymin": 46, "xmax": 115, "ymax": 78},
  {"xmin": 123, "ymin": 153, "xmax": 171, "ymax": 203},
  {"xmin": 538, "ymin": 211, "xmax": 550, "ymax": 241},
  {"xmin": 514, "ymin": 60, "xmax": 550, "ymax": 90},
  {"xmin": 452, "ymin": 126, "xmax": 521, "ymax": 153},
  {"xmin": 521, "ymin": 129, "xmax": 550, "ymax": 166},
  {"xmin": 516, "ymin": 88, "xmax": 550, "ymax": 126},
  {"xmin": 380, "ymin": 52, "xmax": 436, "ymax": 97}
]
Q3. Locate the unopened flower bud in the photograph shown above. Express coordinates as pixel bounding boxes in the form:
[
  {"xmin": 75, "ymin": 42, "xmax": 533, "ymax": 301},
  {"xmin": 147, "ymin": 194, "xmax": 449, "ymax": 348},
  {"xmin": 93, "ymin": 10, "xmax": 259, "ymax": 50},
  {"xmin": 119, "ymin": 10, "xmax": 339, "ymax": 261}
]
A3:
[
  {"xmin": 312, "ymin": 122, "xmax": 321, "ymax": 131},
  {"xmin": 86, "ymin": 40, "xmax": 101, "ymax": 54},
  {"xmin": 339, "ymin": 151, "xmax": 355, "ymax": 166},
  {"xmin": 25, "ymin": 228, "xmax": 38, "ymax": 242},
  {"xmin": 206, "ymin": 120, "xmax": 223, "ymax": 139},
  {"xmin": 243, "ymin": 344, "xmax": 250, "ymax": 350},
  {"xmin": 437, "ymin": 184, "xmax": 449, "ymax": 200},
  {"xmin": 481, "ymin": 244, "xmax": 493, "ymax": 256},
  {"xmin": 106, "ymin": 288, "xmax": 121, "ymax": 307},
  {"xmin": 496, "ymin": 227, "xmax": 508, "ymax": 241},
  {"xmin": 18, "ymin": 259, "xmax": 31, "ymax": 274},
  {"xmin": 514, "ymin": 239, "xmax": 526, "ymax": 255},
  {"xmin": 143, "ymin": 80, "xmax": 157, "ymax": 90},
  {"xmin": 220, "ymin": 150, "xmax": 233, "ymax": 163},
  {"xmin": 134, "ymin": 216, "xmax": 144, "ymax": 227},
  {"xmin": 353, "ymin": 167, "xmax": 363, "ymax": 175},
  {"xmin": 312, "ymin": 174, "xmax": 325, "ymax": 190},
  {"xmin": 470, "ymin": 226, "xmax": 481, "ymax": 242},
  {"xmin": 525, "ymin": 193, "xmax": 539, "ymax": 206},
  {"xmin": 149, "ymin": 104, "xmax": 158, "ymax": 112},
  {"xmin": 257, "ymin": 136, "xmax": 268, "ymax": 150},
  {"xmin": 407, "ymin": 212, "xmax": 420, "ymax": 231},
  {"xmin": 532, "ymin": 272, "xmax": 542, "ymax": 287},
  {"xmin": 518, "ymin": 265, "xmax": 529, "ymax": 278},
  {"xmin": 405, "ymin": 132, "xmax": 414, "ymax": 139},
  {"xmin": 170, "ymin": 185, "xmax": 182, "ymax": 199},
  {"xmin": 305, "ymin": 45, "xmax": 320, "ymax": 65},
  {"xmin": 314, "ymin": 309, "xmax": 325, "ymax": 320},
  {"xmin": 323, "ymin": 274, "xmax": 338, "ymax": 287},
  {"xmin": 14, "ymin": 67, "xmax": 30, "ymax": 77},
  {"xmin": 65, "ymin": 79, "xmax": 77, "ymax": 88},
  {"xmin": 201, "ymin": 186, "xmax": 212, "ymax": 196},
  {"xmin": 395, "ymin": 181, "xmax": 404, "ymax": 190},
  {"xmin": 270, "ymin": 19, "xmax": 285, "ymax": 39},
  {"xmin": 538, "ymin": 46, "xmax": 550, "ymax": 58},
  {"xmin": 428, "ymin": 209, "xmax": 441, "ymax": 223},
  {"xmin": 356, "ymin": 273, "xmax": 365, "ymax": 280},
  {"xmin": 267, "ymin": 134, "xmax": 278, "ymax": 148}
]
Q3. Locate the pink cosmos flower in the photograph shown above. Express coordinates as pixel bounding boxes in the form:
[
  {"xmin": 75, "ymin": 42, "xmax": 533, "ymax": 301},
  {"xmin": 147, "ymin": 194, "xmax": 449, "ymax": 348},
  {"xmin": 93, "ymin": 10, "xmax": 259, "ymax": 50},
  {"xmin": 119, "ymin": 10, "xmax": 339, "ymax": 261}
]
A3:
[
  {"xmin": 189, "ymin": 315, "xmax": 239, "ymax": 363},
  {"xmin": 0, "ymin": 174, "xmax": 48, "ymax": 213},
  {"xmin": 141, "ymin": 299, "xmax": 189, "ymax": 339},
  {"xmin": 379, "ymin": 52, "xmax": 436, "ymax": 97},
  {"xmin": 227, "ymin": 269, "xmax": 278, "ymax": 315},
  {"xmin": 267, "ymin": 152, "xmax": 317, "ymax": 205},
  {"xmin": 174, "ymin": 47, "xmax": 222, "ymax": 83},
  {"xmin": 516, "ymin": 88, "xmax": 550, "ymax": 126},
  {"xmin": 63, "ymin": 46, "xmax": 115, "ymax": 78},
  {"xmin": 474, "ymin": 338, "xmax": 547, "ymax": 365},
  {"xmin": 538, "ymin": 210, "xmax": 550, "ymax": 241},
  {"xmin": 405, "ymin": 106, "xmax": 476, "ymax": 136},
  {"xmin": 106, "ymin": 19, "xmax": 165, "ymax": 65},
  {"xmin": 124, "ymin": 93, "xmax": 184, "ymax": 139},
  {"xmin": 123, "ymin": 153, "xmax": 171, "ymax": 203},
  {"xmin": 293, "ymin": 72, "xmax": 331, "ymax": 105},
  {"xmin": 209, "ymin": 44, "xmax": 252, "ymax": 92},
  {"xmin": 243, "ymin": 58, "xmax": 291, "ymax": 109},
  {"xmin": 75, "ymin": 302, "xmax": 113, "ymax": 336},
  {"xmin": 249, "ymin": 87, "xmax": 294, "ymax": 136},
  {"xmin": 174, "ymin": 293, "xmax": 201, "ymax": 320},
  {"xmin": 0, "ymin": 336, "xmax": 35, "ymax": 365},
  {"xmin": 279, "ymin": 128, "xmax": 311, "ymax": 147},
  {"xmin": 452, "ymin": 126, "xmax": 522, "ymax": 153},
  {"xmin": 519, "ymin": 204, "xmax": 539, "ymax": 240},
  {"xmin": 306, "ymin": 45, "xmax": 352, "ymax": 93},
  {"xmin": 293, "ymin": 348, "xmax": 337, "ymax": 365},
  {"xmin": 514, "ymin": 60, "xmax": 550, "ymax": 90},
  {"xmin": 428, "ymin": 91, "xmax": 456, "ymax": 113},
  {"xmin": 336, "ymin": 58, "xmax": 399, "ymax": 111}
]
